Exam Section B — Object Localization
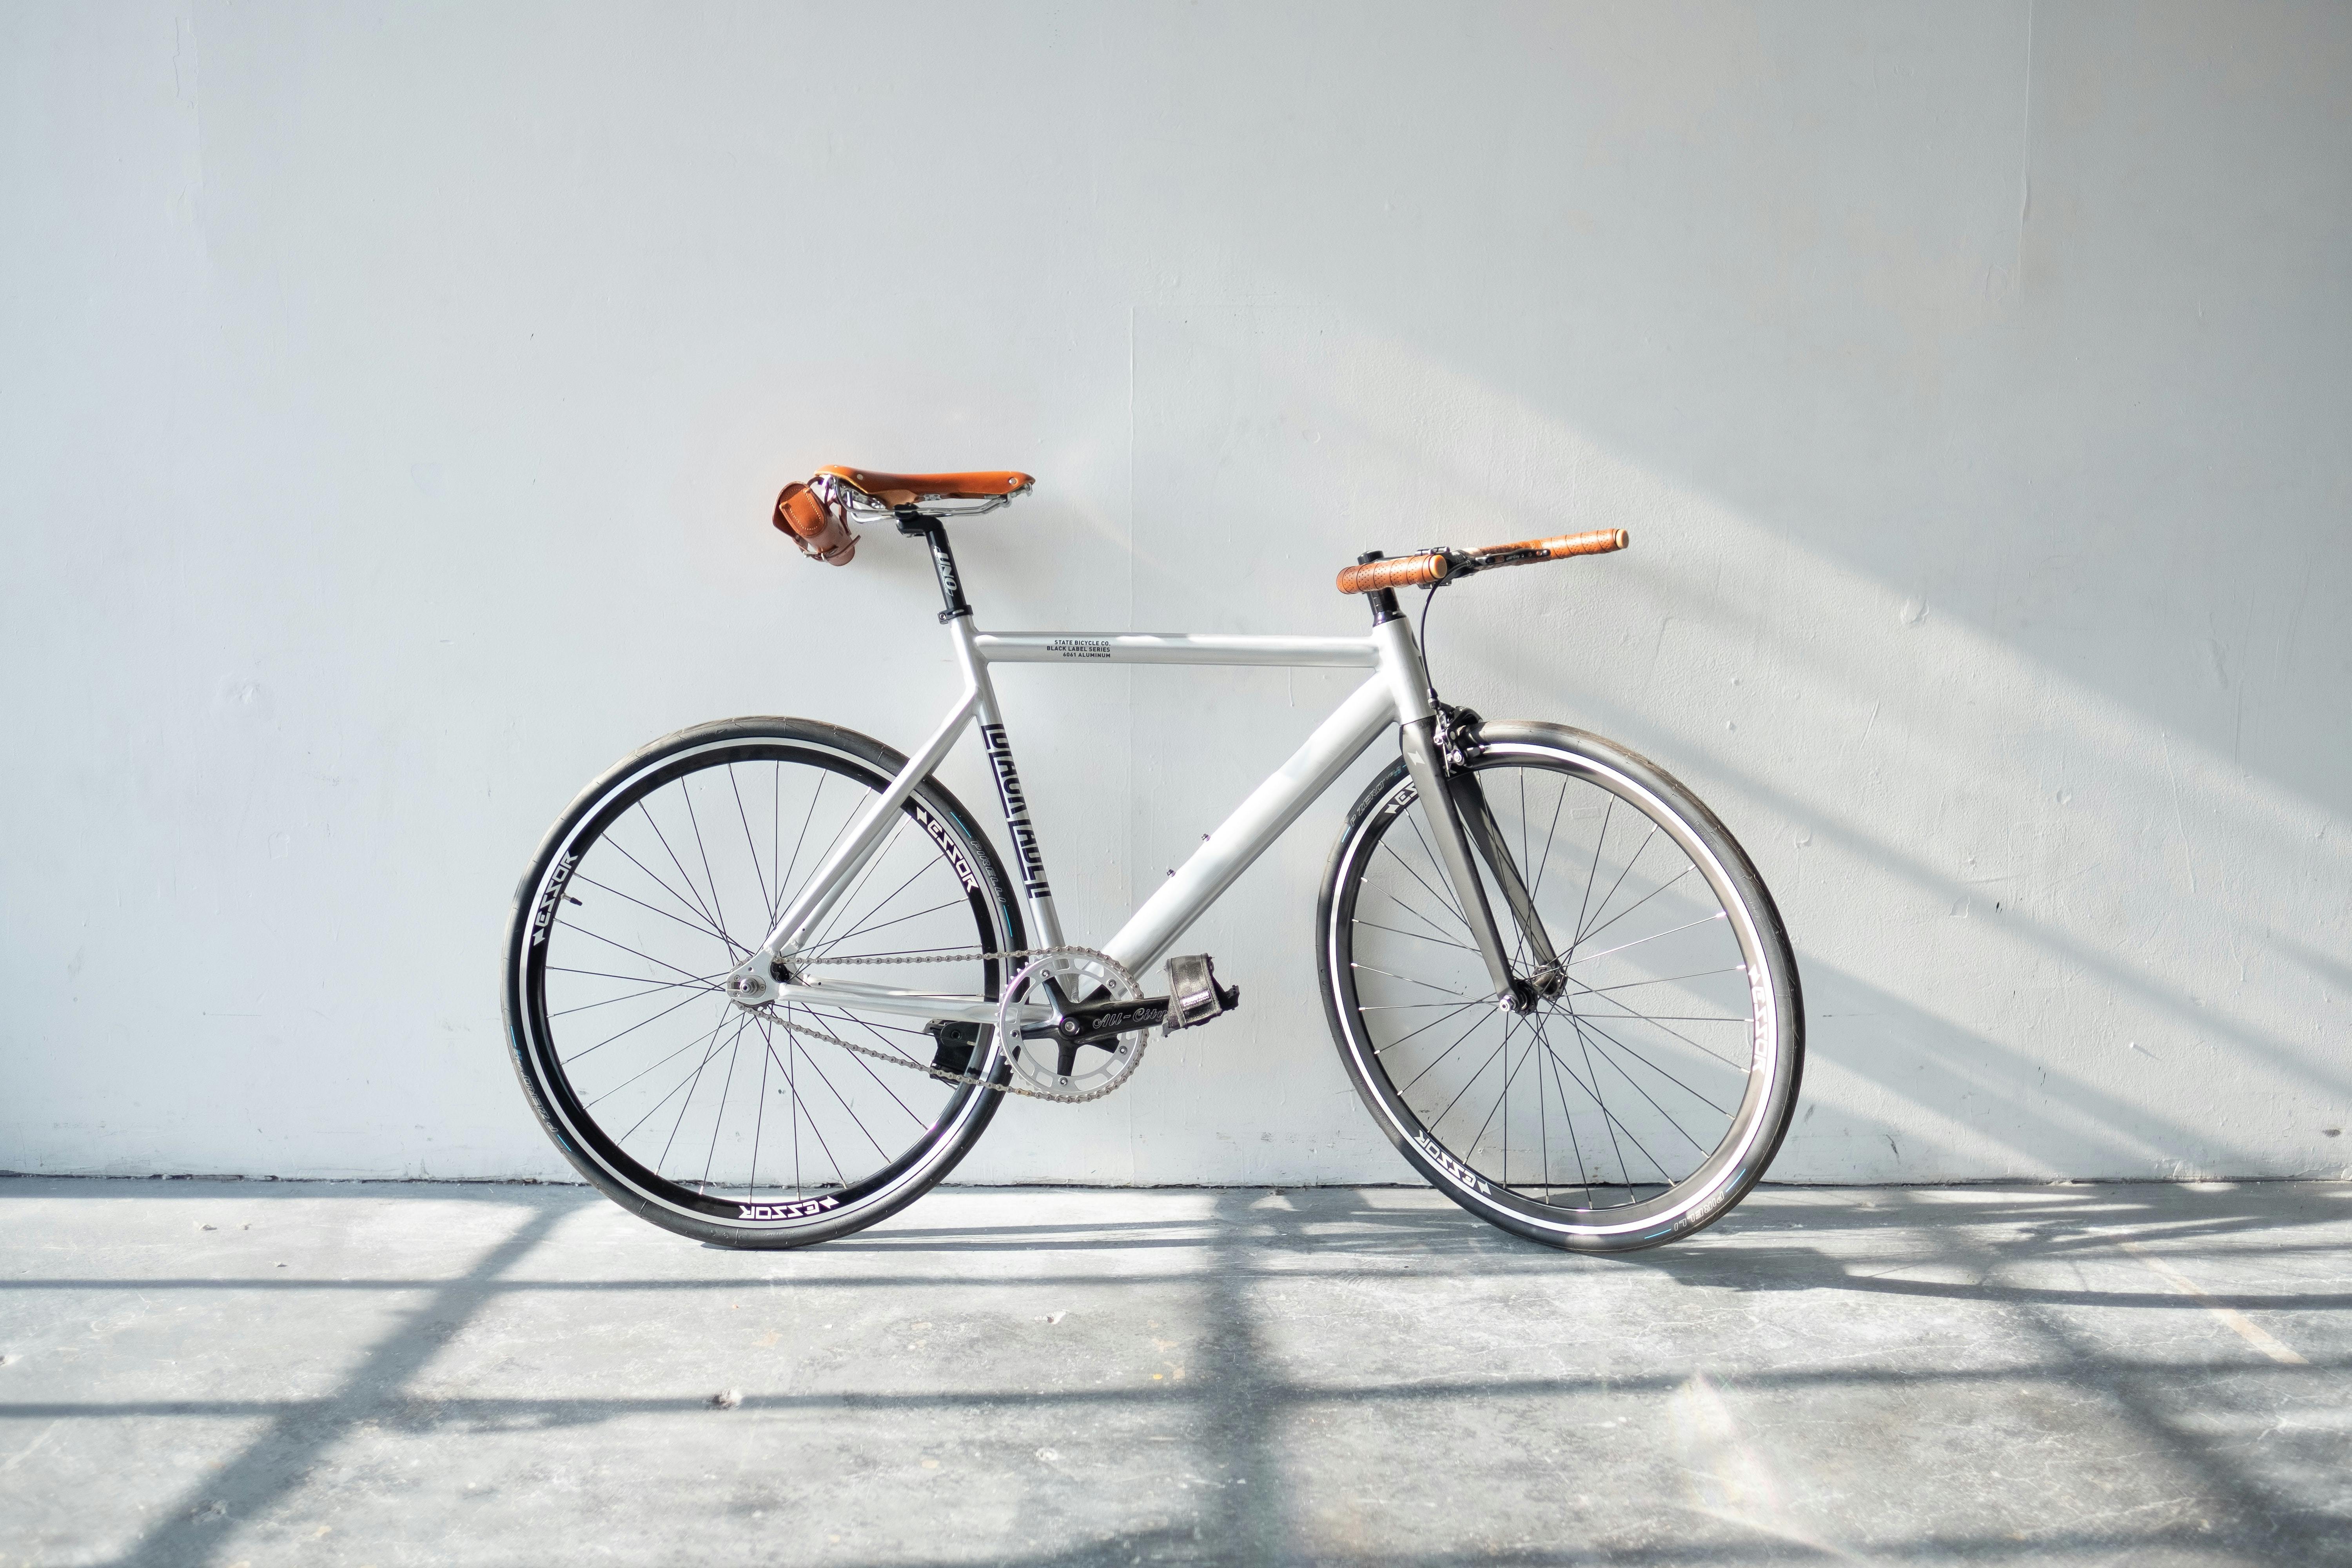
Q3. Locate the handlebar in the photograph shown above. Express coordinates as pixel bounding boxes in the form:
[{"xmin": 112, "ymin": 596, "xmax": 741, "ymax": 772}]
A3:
[{"xmin": 1335, "ymin": 528, "xmax": 1629, "ymax": 595}]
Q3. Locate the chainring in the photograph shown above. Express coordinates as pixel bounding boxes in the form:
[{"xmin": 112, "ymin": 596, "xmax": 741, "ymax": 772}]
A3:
[{"xmin": 996, "ymin": 949, "xmax": 1148, "ymax": 1102}]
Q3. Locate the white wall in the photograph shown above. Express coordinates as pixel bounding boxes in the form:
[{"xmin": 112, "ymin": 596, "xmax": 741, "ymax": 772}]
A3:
[{"xmin": 5, "ymin": 1, "xmax": 2347, "ymax": 1185}]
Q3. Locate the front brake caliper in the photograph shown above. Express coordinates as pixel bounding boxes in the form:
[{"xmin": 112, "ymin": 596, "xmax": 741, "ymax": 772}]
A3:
[{"xmin": 1433, "ymin": 703, "xmax": 1483, "ymax": 774}]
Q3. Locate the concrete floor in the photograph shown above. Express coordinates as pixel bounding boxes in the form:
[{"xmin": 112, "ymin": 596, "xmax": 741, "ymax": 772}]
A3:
[{"xmin": 0, "ymin": 1181, "xmax": 2347, "ymax": 1567}]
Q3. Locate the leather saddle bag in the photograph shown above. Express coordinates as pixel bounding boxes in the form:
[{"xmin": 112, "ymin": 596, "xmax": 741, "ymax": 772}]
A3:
[{"xmin": 773, "ymin": 480, "xmax": 857, "ymax": 565}]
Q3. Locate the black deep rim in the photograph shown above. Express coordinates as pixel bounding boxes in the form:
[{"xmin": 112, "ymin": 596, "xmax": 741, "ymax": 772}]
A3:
[
  {"xmin": 1323, "ymin": 735, "xmax": 1800, "ymax": 1246},
  {"xmin": 514, "ymin": 734, "xmax": 1013, "ymax": 1228}
]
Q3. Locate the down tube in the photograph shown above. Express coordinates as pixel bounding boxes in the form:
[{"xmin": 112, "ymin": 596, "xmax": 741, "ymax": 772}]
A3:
[{"xmin": 1105, "ymin": 672, "xmax": 1397, "ymax": 976}]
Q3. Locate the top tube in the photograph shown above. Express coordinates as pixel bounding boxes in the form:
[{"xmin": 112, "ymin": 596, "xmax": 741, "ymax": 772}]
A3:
[{"xmin": 971, "ymin": 632, "xmax": 1379, "ymax": 668}]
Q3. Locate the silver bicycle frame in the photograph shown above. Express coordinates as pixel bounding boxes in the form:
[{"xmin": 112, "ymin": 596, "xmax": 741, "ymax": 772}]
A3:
[{"xmin": 734, "ymin": 612, "xmax": 1454, "ymax": 1028}]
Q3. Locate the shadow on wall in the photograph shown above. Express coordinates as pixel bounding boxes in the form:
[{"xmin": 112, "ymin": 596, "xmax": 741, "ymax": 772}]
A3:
[
  {"xmin": 1126, "ymin": 298, "xmax": 2349, "ymax": 1183},
  {"xmin": 1097, "ymin": 2, "xmax": 2352, "ymax": 1182}
]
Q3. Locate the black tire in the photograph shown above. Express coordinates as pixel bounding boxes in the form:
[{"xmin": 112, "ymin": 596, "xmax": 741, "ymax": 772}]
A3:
[
  {"xmin": 502, "ymin": 718, "xmax": 1025, "ymax": 1248},
  {"xmin": 1318, "ymin": 722, "xmax": 1802, "ymax": 1252}
]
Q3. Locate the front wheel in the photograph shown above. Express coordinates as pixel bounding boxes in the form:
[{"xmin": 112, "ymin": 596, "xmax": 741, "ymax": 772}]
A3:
[{"xmin": 1319, "ymin": 722, "xmax": 1803, "ymax": 1251}]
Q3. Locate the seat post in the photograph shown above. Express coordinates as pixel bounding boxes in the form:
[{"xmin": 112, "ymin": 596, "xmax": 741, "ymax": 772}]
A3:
[{"xmin": 897, "ymin": 510, "xmax": 972, "ymax": 622}]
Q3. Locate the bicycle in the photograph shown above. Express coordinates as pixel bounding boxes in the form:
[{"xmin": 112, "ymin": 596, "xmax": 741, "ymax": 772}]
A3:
[{"xmin": 502, "ymin": 465, "xmax": 1804, "ymax": 1251}]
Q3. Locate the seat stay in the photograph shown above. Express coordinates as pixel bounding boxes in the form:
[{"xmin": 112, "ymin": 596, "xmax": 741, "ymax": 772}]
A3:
[{"xmin": 759, "ymin": 680, "xmax": 984, "ymax": 962}]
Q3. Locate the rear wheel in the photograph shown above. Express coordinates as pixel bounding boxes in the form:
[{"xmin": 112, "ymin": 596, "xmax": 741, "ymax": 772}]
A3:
[
  {"xmin": 502, "ymin": 718, "xmax": 1024, "ymax": 1248},
  {"xmin": 1319, "ymin": 722, "xmax": 1802, "ymax": 1251}
]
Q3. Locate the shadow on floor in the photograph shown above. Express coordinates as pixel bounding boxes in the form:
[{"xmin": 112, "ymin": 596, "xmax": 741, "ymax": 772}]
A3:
[{"xmin": 4, "ymin": 1178, "xmax": 2348, "ymax": 1566}]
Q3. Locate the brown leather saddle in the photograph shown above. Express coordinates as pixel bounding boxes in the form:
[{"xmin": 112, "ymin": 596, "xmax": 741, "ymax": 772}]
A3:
[
  {"xmin": 774, "ymin": 467, "xmax": 1035, "ymax": 566},
  {"xmin": 816, "ymin": 467, "xmax": 1033, "ymax": 505}
]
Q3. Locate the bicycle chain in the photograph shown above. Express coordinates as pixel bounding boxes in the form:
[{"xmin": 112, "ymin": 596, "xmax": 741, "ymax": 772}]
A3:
[{"xmin": 755, "ymin": 945, "xmax": 1149, "ymax": 1104}]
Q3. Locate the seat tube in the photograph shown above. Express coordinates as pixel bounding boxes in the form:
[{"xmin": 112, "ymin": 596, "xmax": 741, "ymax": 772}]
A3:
[{"xmin": 950, "ymin": 617, "xmax": 1065, "ymax": 951}]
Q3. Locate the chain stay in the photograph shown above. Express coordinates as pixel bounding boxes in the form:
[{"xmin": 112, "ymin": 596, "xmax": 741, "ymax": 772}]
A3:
[{"xmin": 766, "ymin": 945, "xmax": 1147, "ymax": 1104}]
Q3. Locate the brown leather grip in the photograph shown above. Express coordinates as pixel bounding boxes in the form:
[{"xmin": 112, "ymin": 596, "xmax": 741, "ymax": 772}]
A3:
[
  {"xmin": 1477, "ymin": 528, "xmax": 1629, "ymax": 561},
  {"xmin": 774, "ymin": 481, "xmax": 858, "ymax": 566},
  {"xmin": 1336, "ymin": 553, "xmax": 1450, "ymax": 594}
]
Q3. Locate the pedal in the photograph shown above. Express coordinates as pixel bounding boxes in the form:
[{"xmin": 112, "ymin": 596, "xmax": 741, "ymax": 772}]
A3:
[
  {"xmin": 1160, "ymin": 954, "xmax": 1240, "ymax": 1035},
  {"xmin": 924, "ymin": 1020, "xmax": 981, "ymax": 1078}
]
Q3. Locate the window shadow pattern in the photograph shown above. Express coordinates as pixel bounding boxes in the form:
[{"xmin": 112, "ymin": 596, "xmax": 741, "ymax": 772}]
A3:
[{"xmin": 0, "ymin": 1178, "xmax": 2347, "ymax": 1566}]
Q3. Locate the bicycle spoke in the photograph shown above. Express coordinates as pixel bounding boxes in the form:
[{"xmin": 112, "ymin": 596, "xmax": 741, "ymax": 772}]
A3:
[
  {"xmin": 701, "ymin": 1022, "xmax": 748, "ymax": 1185},
  {"xmin": 1516, "ymin": 771, "xmax": 1531, "ymax": 915},
  {"xmin": 564, "ymin": 923, "xmax": 735, "ymax": 989},
  {"xmin": 1398, "ymin": 818, "xmax": 1470, "ymax": 926},
  {"xmin": 1566, "ymin": 1011, "xmax": 1715, "ymax": 1153},
  {"xmin": 1576, "ymin": 820, "xmax": 1656, "ymax": 948},
  {"xmin": 562, "ymin": 985, "xmax": 726, "ymax": 1067},
  {"xmin": 779, "ymin": 770, "xmax": 824, "ymax": 913},
  {"xmin": 1425, "ymin": 1025, "xmax": 1514, "ymax": 1135},
  {"xmin": 610, "ymin": 1011, "xmax": 737, "ymax": 1138},
  {"xmin": 546, "ymin": 965, "xmax": 728, "ymax": 995},
  {"xmin": 803, "ymin": 840, "xmax": 935, "ymax": 956},
  {"xmin": 814, "ymin": 1016, "xmax": 939, "ymax": 1129},
  {"xmin": 584, "ymin": 1024, "xmax": 715, "ymax": 1111},
  {"xmin": 1562, "ymin": 977, "xmax": 1751, "ymax": 1069},
  {"xmin": 797, "ymin": 818, "xmax": 912, "ymax": 958},
  {"xmin": 1528, "ymin": 773, "xmax": 1570, "ymax": 903},
  {"xmin": 1569, "ymin": 794, "xmax": 1614, "ymax": 942},
  {"xmin": 551, "ymin": 977, "xmax": 720, "ymax": 1019},
  {"xmin": 1545, "ymin": 1032, "xmax": 1590, "ymax": 1201},
  {"xmin": 679, "ymin": 778, "xmax": 731, "ymax": 951},
  {"xmin": 757, "ymin": 1011, "xmax": 810, "ymax": 1196},
  {"xmin": 802, "ymin": 1004, "xmax": 933, "ymax": 1076},
  {"xmin": 605, "ymin": 837, "xmax": 742, "ymax": 952},
  {"xmin": 1394, "ymin": 1007, "xmax": 1496, "ymax": 1097},
  {"xmin": 1468, "ymin": 1013, "xmax": 1541, "ymax": 1169},
  {"xmin": 1540, "ymin": 1011, "xmax": 1671, "ymax": 1188},
  {"xmin": 768, "ymin": 1014, "xmax": 847, "ymax": 1187},
  {"xmin": 1350, "ymin": 961, "xmax": 1466, "ymax": 998},
  {"xmin": 658, "ymin": 1011, "xmax": 744, "ymax": 1171},
  {"xmin": 638, "ymin": 802, "xmax": 726, "ymax": 942},
  {"xmin": 1376, "ymin": 883, "xmax": 1472, "ymax": 947},
  {"xmin": 786, "ymin": 1029, "xmax": 895, "ymax": 1162},
  {"xmin": 1568, "ymin": 909, "xmax": 1726, "ymax": 967},
  {"xmin": 572, "ymin": 871, "xmax": 742, "ymax": 953},
  {"xmin": 800, "ymin": 896, "xmax": 967, "ymax": 959},
  {"xmin": 1575, "ymin": 863, "xmax": 1696, "ymax": 953},
  {"xmin": 748, "ymin": 1018, "xmax": 771, "ymax": 1200},
  {"xmin": 1371, "ymin": 999, "xmax": 1485, "ymax": 1054},
  {"xmin": 770, "ymin": 763, "xmax": 784, "ymax": 933},
  {"xmin": 1532, "ymin": 1022, "xmax": 1553, "ymax": 1198},
  {"xmin": 1567, "ymin": 1006, "xmax": 1732, "ymax": 1120},
  {"xmin": 1578, "ymin": 966, "xmax": 1745, "ymax": 995},
  {"xmin": 727, "ymin": 765, "xmax": 777, "ymax": 931},
  {"xmin": 1354, "ymin": 918, "xmax": 1475, "ymax": 952}
]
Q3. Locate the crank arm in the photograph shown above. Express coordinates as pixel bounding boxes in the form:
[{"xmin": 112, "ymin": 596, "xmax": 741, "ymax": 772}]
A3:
[{"xmin": 1043, "ymin": 995, "xmax": 1169, "ymax": 1045}]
